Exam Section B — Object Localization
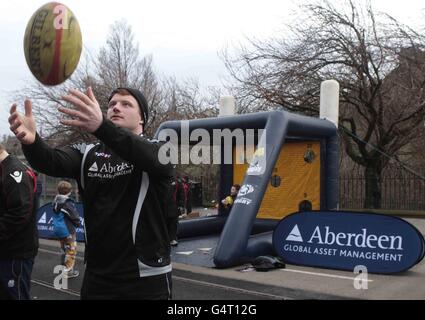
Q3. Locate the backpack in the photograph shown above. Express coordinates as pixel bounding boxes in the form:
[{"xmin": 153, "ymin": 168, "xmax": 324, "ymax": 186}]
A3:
[{"xmin": 52, "ymin": 209, "xmax": 70, "ymax": 238}]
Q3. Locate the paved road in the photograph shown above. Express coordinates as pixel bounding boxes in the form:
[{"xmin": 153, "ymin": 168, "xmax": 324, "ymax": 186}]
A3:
[
  {"xmin": 29, "ymin": 217, "xmax": 425, "ymax": 300},
  {"xmin": 31, "ymin": 245, "xmax": 289, "ymax": 300},
  {"xmin": 31, "ymin": 242, "xmax": 343, "ymax": 300}
]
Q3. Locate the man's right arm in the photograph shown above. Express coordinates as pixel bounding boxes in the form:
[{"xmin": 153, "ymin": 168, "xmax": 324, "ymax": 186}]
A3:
[{"xmin": 22, "ymin": 133, "xmax": 82, "ymax": 179}]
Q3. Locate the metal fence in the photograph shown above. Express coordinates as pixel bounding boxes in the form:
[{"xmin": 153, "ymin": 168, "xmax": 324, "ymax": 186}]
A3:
[
  {"xmin": 191, "ymin": 175, "xmax": 219, "ymax": 207},
  {"xmin": 37, "ymin": 172, "xmax": 218, "ymax": 208},
  {"xmin": 38, "ymin": 166, "xmax": 425, "ymax": 211},
  {"xmin": 37, "ymin": 173, "xmax": 80, "ymax": 207},
  {"xmin": 340, "ymin": 167, "xmax": 425, "ymax": 211}
]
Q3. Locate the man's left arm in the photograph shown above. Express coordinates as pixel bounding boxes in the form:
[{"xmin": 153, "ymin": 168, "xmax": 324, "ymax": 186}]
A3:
[{"xmin": 93, "ymin": 119, "xmax": 173, "ymax": 176}]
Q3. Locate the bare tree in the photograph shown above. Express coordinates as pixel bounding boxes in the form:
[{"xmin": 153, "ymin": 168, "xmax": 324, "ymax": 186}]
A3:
[
  {"xmin": 12, "ymin": 56, "xmax": 97, "ymax": 145},
  {"xmin": 13, "ymin": 20, "xmax": 164, "ymax": 143},
  {"xmin": 13, "ymin": 19, "xmax": 219, "ymax": 143},
  {"xmin": 90, "ymin": 20, "xmax": 165, "ymax": 136},
  {"xmin": 159, "ymin": 77, "xmax": 219, "ymax": 121},
  {"xmin": 223, "ymin": 0, "xmax": 425, "ymax": 208}
]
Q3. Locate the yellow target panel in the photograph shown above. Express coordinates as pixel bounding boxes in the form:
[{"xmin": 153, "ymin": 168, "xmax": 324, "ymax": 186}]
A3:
[{"xmin": 233, "ymin": 141, "xmax": 321, "ymax": 219}]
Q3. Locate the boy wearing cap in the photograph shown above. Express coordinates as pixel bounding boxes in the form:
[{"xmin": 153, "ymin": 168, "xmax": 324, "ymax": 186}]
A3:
[{"xmin": 9, "ymin": 87, "xmax": 174, "ymax": 300}]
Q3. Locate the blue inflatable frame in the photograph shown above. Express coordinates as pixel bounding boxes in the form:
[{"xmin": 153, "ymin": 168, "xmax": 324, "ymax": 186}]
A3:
[{"xmin": 155, "ymin": 110, "xmax": 339, "ymax": 268}]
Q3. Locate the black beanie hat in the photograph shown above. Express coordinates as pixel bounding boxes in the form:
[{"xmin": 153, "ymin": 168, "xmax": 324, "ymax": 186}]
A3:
[{"xmin": 108, "ymin": 87, "xmax": 149, "ymax": 123}]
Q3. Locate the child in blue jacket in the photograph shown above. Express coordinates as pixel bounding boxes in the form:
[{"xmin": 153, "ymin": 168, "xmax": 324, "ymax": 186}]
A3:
[{"xmin": 52, "ymin": 181, "xmax": 81, "ymax": 279}]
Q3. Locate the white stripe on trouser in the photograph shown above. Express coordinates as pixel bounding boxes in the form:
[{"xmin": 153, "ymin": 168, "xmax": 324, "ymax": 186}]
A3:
[
  {"xmin": 166, "ymin": 272, "xmax": 171, "ymax": 300},
  {"xmin": 137, "ymin": 260, "xmax": 172, "ymax": 277}
]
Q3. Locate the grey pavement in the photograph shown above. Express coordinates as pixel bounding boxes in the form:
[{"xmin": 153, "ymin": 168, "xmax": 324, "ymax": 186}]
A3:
[{"xmin": 30, "ymin": 217, "xmax": 425, "ymax": 300}]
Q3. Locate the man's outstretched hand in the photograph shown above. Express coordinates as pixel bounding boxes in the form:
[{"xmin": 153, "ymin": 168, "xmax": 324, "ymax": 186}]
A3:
[
  {"xmin": 59, "ymin": 87, "xmax": 103, "ymax": 133},
  {"xmin": 9, "ymin": 100, "xmax": 37, "ymax": 145}
]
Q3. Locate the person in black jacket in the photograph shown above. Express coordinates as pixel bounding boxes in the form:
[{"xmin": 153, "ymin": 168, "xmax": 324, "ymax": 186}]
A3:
[
  {"xmin": 52, "ymin": 180, "xmax": 81, "ymax": 279},
  {"xmin": 8, "ymin": 87, "xmax": 174, "ymax": 300},
  {"xmin": 182, "ymin": 176, "xmax": 192, "ymax": 215},
  {"xmin": 167, "ymin": 177, "xmax": 185, "ymax": 246},
  {"xmin": 0, "ymin": 143, "xmax": 38, "ymax": 300}
]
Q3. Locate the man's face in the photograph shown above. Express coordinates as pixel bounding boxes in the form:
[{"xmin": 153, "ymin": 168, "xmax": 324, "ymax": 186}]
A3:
[{"xmin": 107, "ymin": 93, "xmax": 143, "ymax": 133}]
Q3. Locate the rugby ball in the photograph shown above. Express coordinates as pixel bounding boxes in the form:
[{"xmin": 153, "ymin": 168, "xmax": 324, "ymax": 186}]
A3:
[{"xmin": 23, "ymin": 2, "xmax": 82, "ymax": 86}]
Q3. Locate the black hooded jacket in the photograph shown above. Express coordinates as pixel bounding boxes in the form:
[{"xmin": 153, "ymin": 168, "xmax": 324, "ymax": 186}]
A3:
[
  {"xmin": 0, "ymin": 155, "xmax": 38, "ymax": 259},
  {"xmin": 22, "ymin": 119, "xmax": 174, "ymax": 280}
]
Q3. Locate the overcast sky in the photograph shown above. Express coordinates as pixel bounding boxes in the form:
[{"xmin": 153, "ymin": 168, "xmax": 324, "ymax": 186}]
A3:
[{"xmin": 0, "ymin": 0, "xmax": 424, "ymax": 137}]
